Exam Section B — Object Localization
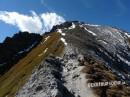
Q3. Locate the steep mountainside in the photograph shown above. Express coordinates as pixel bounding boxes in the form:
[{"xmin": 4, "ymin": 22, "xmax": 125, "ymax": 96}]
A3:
[
  {"xmin": 0, "ymin": 31, "xmax": 42, "ymax": 75},
  {"xmin": 0, "ymin": 21, "xmax": 130, "ymax": 97}
]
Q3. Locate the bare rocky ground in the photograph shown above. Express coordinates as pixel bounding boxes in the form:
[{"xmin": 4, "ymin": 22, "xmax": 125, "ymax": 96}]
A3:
[{"xmin": 15, "ymin": 45, "xmax": 96, "ymax": 97}]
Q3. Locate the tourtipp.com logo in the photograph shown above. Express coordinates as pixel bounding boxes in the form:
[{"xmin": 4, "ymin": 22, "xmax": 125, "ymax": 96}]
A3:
[{"xmin": 87, "ymin": 80, "xmax": 126, "ymax": 88}]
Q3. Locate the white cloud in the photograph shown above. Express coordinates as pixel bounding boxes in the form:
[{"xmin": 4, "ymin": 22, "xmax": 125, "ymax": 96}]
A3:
[
  {"xmin": 0, "ymin": 11, "xmax": 65, "ymax": 34},
  {"xmin": 41, "ymin": 12, "xmax": 65, "ymax": 32}
]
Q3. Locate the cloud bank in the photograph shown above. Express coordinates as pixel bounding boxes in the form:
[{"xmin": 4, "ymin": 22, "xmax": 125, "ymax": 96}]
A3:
[{"xmin": 0, "ymin": 11, "xmax": 65, "ymax": 34}]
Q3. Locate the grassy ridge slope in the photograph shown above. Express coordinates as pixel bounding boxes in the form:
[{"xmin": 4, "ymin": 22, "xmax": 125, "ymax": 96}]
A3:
[{"xmin": 0, "ymin": 32, "xmax": 64, "ymax": 97}]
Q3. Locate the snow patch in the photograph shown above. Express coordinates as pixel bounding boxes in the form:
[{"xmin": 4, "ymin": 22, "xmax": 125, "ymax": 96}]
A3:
[
  {"xmin": 44, "ymin": 48, "xmax": 48, "ymax": 54},
  {"xmin": 26, "ymin": 42, "xmax": 37, "ymax": 52},
  {"xmin": 117, "ymin": 54, "xmax": 130, "ymax": 66},
  {"xmin": 18, "ymin": 50, "xmax": 25, "ymax": 54},
  {"xmin": 118, "ymin": 73, "xmax": 126, "ymax": 80},
  {"xmin": 85, "ymin": 24, "xmax": 100, "ymax": 27},
  {"xmin": 98, "ymin": 40, "xmax": 107, "ymax": 44},
  {"xmin": 5, "ymin": 95, "xmax": 8, "ymax": 97},
  {"xmin": 51, "ymin": 89, "xmax": 59, "ymax": 97},
  {"xmin": 57, "ymin": 29, "xmax": 66, "ymax": 36},
  {"xmin": 79, "ymin": 24, "xmax": 84, "ymax": 28},
  {"xmin": 57, "ymin": 29, "xmax": 62, "ymax": 33},
  {"xmin": 41, "ymin": 36, "xmax": 50, "ymax": 44},
  {"xmin": 68, "ymin": 23, "xmax": 76, "ymax": 29},
  {"xmin": 84, "ymin": 27, "xmax": 97, "ymax": 36},
  {"xmin": 38, "ymin": 48, "xmax": 48, "ymax": 57},
  {"xmin": 61, "ymin": 33, "xmax": 66, "ymax": 36},
  {"xmin": 18, "ymin": 42, "xmax": 37, "ymax": 54},
  {"xmin": 60, "ymin": 37, "xmax": 67, "ymax": 45},
  {"xmin": 125, "ymin": 33, "xmax": 130, "ymax": 38},
  {"xmin": 44, "ymin": 36, "xmax": 50, "ymax": 42}
]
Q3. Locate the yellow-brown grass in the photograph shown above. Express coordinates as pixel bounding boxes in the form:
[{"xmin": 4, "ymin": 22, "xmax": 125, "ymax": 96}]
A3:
[
  {"xmin": 127, "ymin": 38, "xmax": 130, "ymax": 45},
  {"xmin": 81, "ymin": 58, "xmax": 130, "ymax": 97},
  {"xmin": 0, "ymin": 32, "xmax": 65, "ymax": 97}
]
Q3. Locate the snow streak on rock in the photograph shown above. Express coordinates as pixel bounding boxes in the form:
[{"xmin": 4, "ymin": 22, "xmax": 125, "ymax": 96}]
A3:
[
  {"xmin": 57, "ymin": 29, "xmax": 66, "ymax": 36},
  {"xmin": 68, "ymin": 23, "xmax": 76, "ymax": 29},
  {"xmin": 125, "ymin": 32, "xmax": 130, "ymax": 38},
  {"xmin": 61, "ymin": 38, "xmax": 67, "ymax": 45},
  {"xmin": 84, "ymin": 27, "xmax": 97, "ymax": 36}
]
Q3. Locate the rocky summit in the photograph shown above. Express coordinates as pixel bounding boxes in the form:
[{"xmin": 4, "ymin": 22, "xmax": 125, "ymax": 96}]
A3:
[{"xmin": 0, "ymin": 21, "xmax": 130, "ymax": 97}]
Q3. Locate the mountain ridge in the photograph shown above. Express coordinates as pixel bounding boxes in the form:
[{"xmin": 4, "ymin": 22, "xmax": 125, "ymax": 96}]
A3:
[
  {"xmin": 0, "ymin": 21, "xmax": 130, "ymax": 97},
  {"xmin": 0, "ymin": 31, "xmax": 42, "ymax": 75}
]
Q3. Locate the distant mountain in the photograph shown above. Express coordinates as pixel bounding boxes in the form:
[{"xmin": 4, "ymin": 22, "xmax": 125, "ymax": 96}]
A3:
[
  {"xmin": 0, "ymin": 31, "xmax": 42, "ymax": 74},
  {"xmin": 0, "ymin": 21, "xmax": 130, "ymax": 97}
]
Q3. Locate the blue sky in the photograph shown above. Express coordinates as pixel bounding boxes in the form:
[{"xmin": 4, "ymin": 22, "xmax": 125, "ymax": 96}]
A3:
[{"xmin": 0, "ymin": 0, "xmax": 130, "ymax": 42}]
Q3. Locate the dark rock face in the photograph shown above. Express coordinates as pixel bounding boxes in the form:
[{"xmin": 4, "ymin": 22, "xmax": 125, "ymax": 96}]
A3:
[{"xmin": 0, "ymin": 31, "xmax": 42, "ymax": 74}]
